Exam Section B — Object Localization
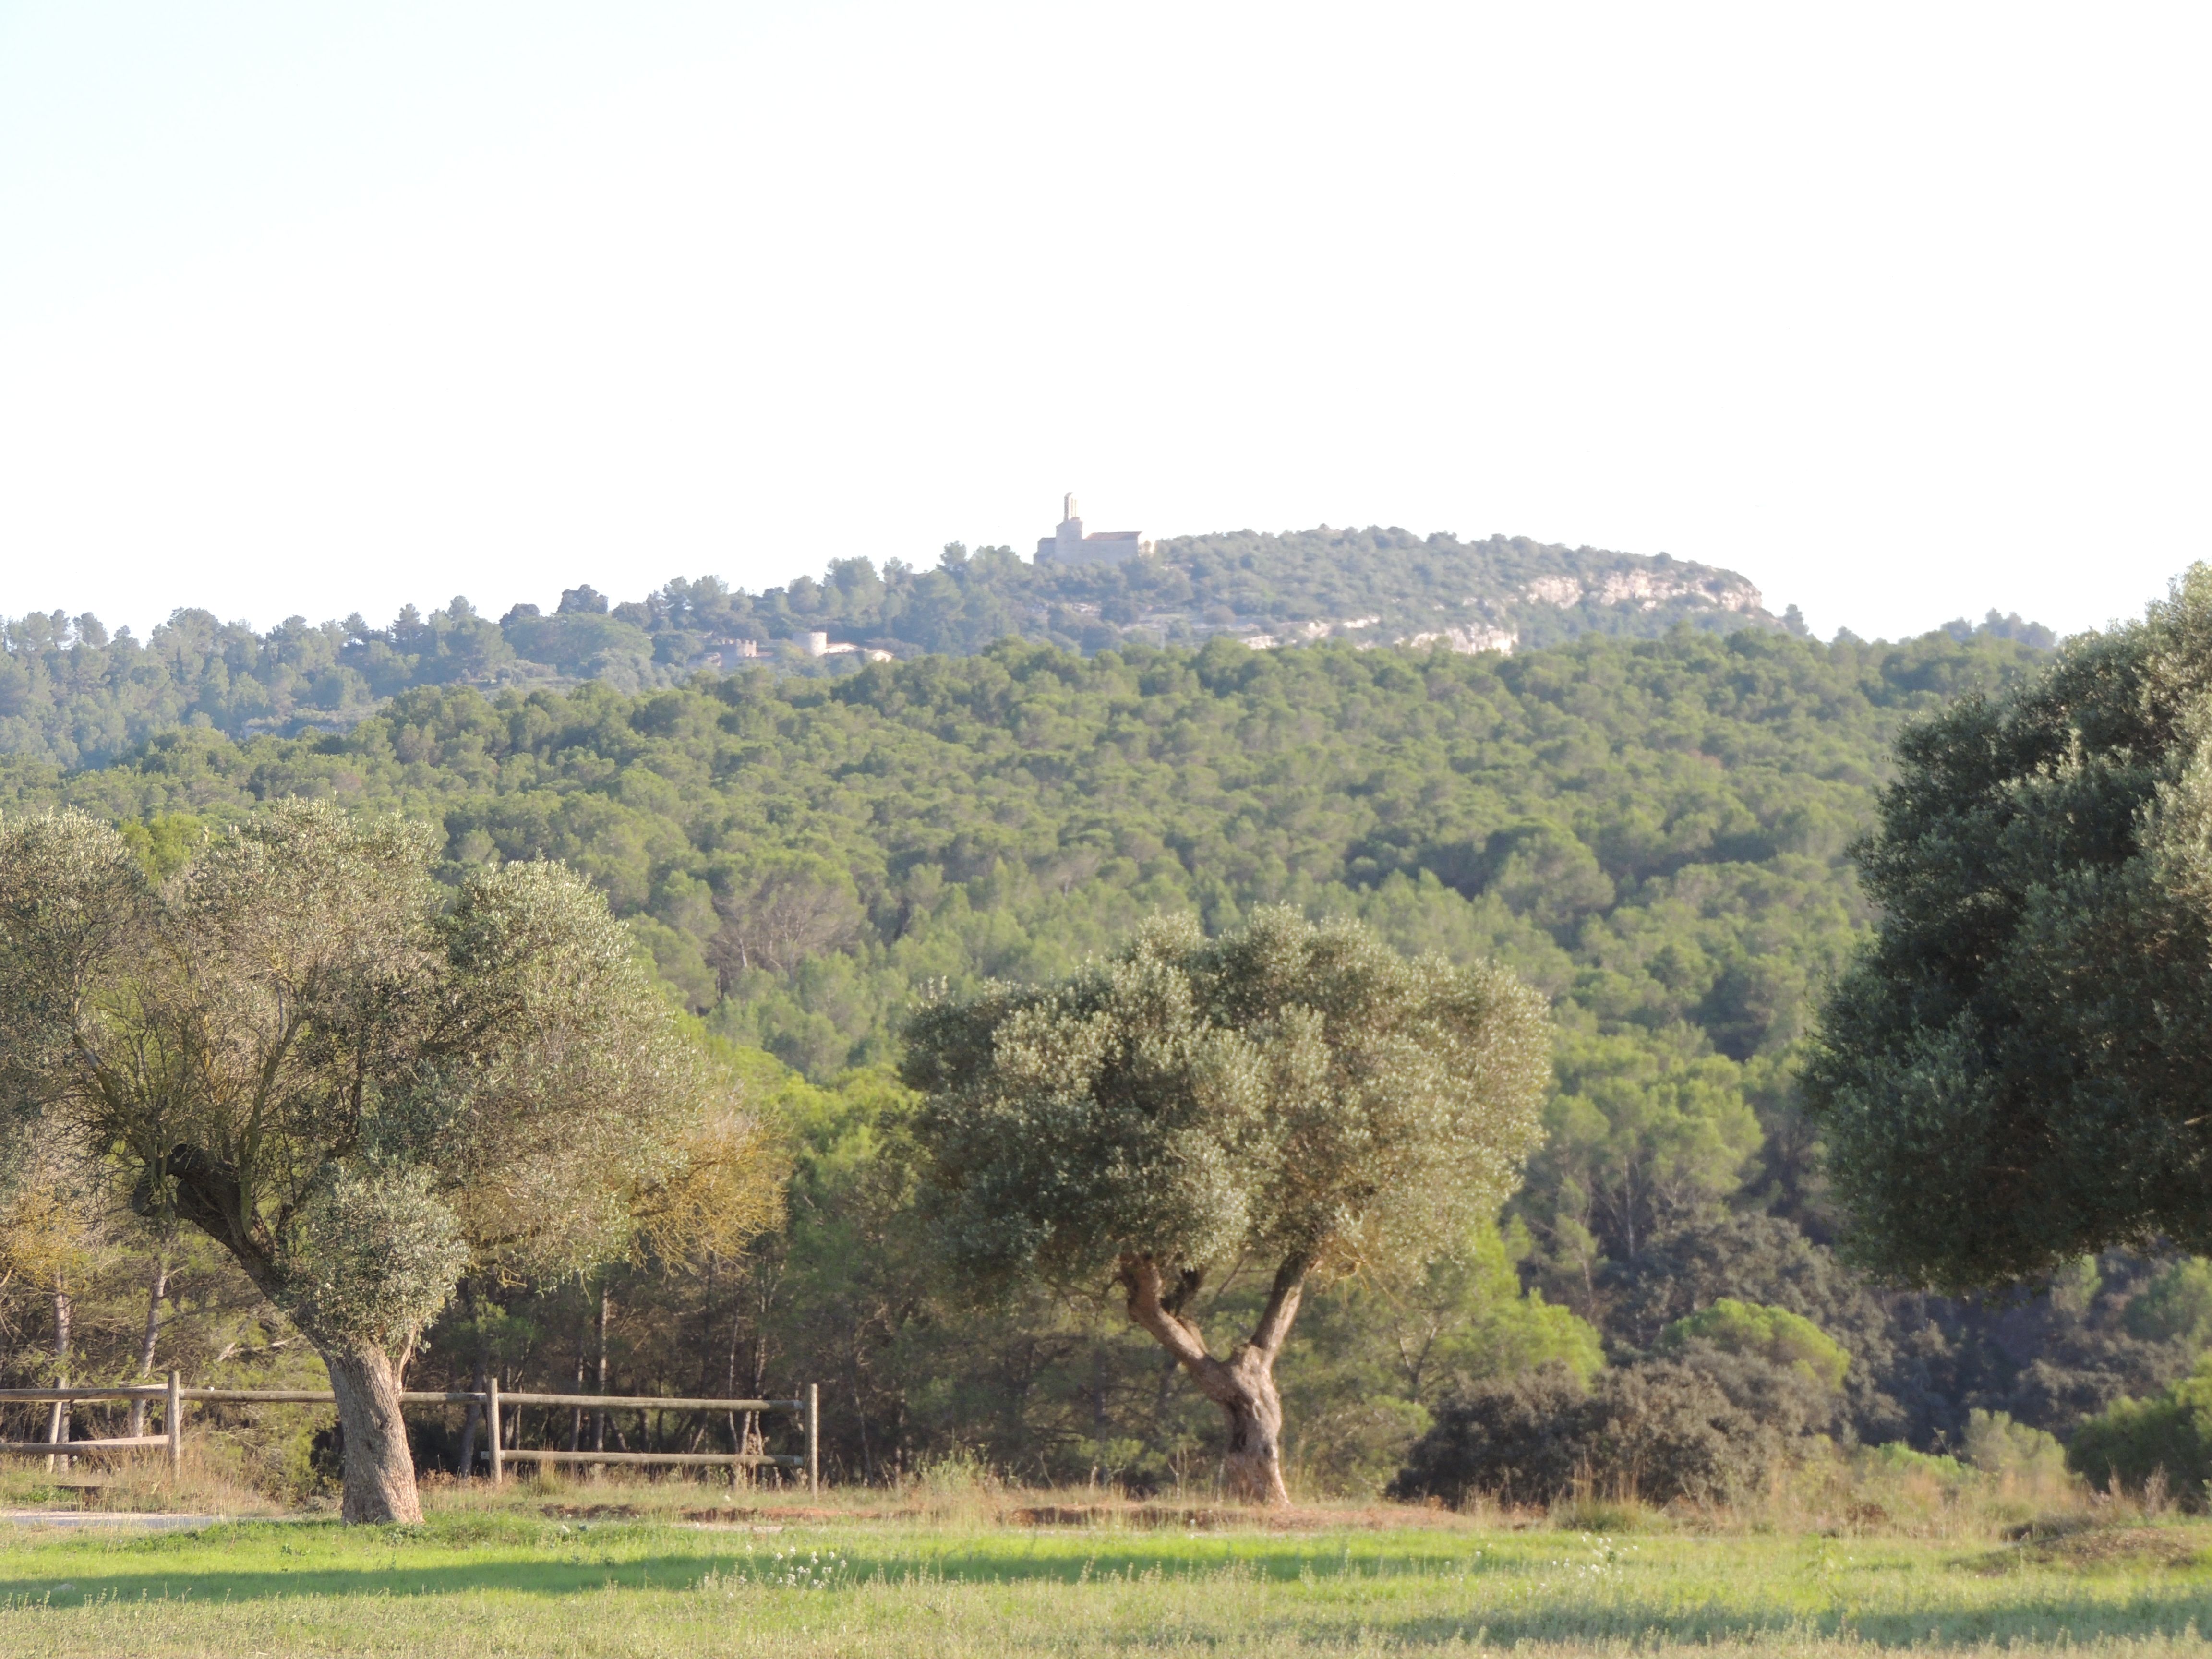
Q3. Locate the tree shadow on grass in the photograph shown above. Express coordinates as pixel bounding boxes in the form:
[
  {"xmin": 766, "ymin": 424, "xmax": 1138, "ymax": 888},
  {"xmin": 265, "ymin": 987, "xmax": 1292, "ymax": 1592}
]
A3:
[
  {"xmin": 1387, "ymin": 1586, "xmax": 2212, "ymax": 1650},
  {"xmin": 0, "ymin": 1539, "xmax": 1480, "ymax": 1607},
  {"xmin": 18, "ymin": 1535, "xmax": 2210, "ymax": 1649},
  {"xmin": 0, "ymin": 1553, "xmax": 735, "ymax": 1607}
]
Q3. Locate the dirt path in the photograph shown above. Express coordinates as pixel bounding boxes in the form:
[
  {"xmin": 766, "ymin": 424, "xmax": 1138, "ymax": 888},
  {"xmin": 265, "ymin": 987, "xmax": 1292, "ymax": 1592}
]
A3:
[{"xmin": 0, "ymin": 1510, "xmax": 295, "ymax": 1530}]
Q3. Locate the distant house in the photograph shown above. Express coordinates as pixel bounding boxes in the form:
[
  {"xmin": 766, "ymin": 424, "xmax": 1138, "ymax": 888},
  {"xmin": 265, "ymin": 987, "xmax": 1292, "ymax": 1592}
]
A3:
[
  {"xmin": 1035, "ymin": 494, "xmax": 1153, "ymax": 566},
  {"xmin": 801, "ymin": 631, "xmax": 893, "ymax": 663}
]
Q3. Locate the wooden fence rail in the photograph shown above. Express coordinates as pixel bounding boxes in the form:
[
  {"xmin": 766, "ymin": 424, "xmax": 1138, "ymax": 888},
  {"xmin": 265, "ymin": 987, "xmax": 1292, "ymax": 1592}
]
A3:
[{"xmin": 0, "ymin": 1374, "xmax": 821, "ymax": 1492}]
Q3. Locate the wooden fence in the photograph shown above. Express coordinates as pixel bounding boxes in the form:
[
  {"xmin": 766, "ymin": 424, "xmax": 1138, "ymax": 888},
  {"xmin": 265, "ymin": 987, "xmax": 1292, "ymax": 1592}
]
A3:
[{"xmin": 0, "ymin": 1374, "xmax": 820, "ymax": 1492}]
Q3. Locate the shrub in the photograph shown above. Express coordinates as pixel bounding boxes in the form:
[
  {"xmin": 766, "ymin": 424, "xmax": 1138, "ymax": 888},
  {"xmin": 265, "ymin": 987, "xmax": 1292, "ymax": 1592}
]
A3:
[
  {"xmin": 1386, "ymin": 1362, "xmax": 1595, "ymax": 1507},
  {"xmin": 2125, "ymin": 1259, "xmax": 2212, "ymax": 1351},
  {"xmin": 1660, "ymin": 1298, "xmax": 1849, "ymax": 1391},
  {"xmin": 1665, "ymin": 1344, "xmax": 1839, "ymax": 1441},
  {"xmin": 1853, "ymin": 1441, "xmax": 1970, "ymax": 1486},
  {"xmin": 1390, "ymin": 1357, "xmax": 1784, "ymax": 1508},
  {"xmin": 1593, "ymin": 1359, "xmax": 1778, "ymax": 1505},
  {"xmin": 1963, "ymin": 1408, "xmax": 2068, "ymax": 1484},
  {"xmin": 2067, "ymin": 1355, "xmax": 2212, "ymax": 1506}
]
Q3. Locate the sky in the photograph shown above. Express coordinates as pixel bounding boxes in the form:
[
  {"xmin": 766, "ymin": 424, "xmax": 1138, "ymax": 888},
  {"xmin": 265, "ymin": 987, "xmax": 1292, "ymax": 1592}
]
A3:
[{"xmin": 0, "ymin": 2, "xmax": 2205, "ymax": 644}]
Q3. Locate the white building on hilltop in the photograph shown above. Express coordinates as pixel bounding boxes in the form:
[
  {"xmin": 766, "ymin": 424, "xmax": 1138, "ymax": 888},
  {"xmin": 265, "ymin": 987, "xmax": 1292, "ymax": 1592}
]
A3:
[
  {"xmin": 802, "ymin": 631, "xmax": 893, "ymax": 662},
  {"xmin": 1036, "ymin": 494, "xmax": 1153, "ymax": 566}
]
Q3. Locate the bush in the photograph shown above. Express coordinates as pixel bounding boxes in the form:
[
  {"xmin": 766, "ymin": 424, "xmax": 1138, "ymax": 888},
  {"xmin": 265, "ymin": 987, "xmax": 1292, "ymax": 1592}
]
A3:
[
  {"xmin": 1963, "ymin": 1408, "xmax": 2068, "ymax": 1484},
  {"xmin": 1418, "ymin": 1221, "xmax": 1607, "ymax": 1388},
  {"xmin": 1387, "ymin": 1362, "xmax": 1595, "ymax": 1507},
  {"xmin": 2067, "ymin": 1355, "xmax": 2212, "ymax": 1506},
  {"xmin": 1390, "ymin": 1358, "xmax": 1784, "ymax": 1508},
  {"xmin": 1594, "ymin": 1359, "xmax": 1778, "ymax": 1505},
  {"xmin": 1853, "ymin": 1441, "xmax": 1970, "ymax": 1487},
  {"xmin": 1665, "ymin": 1343, "xmax": 1839, "ymax": 1442},
  {"xmin": 2125, "ymin": 1259, "xmax": 2212, "ymax": 1351},
  {"xmin": 1660, "ymin": 1299, "xmax": 1849, "ymax": 1391}
]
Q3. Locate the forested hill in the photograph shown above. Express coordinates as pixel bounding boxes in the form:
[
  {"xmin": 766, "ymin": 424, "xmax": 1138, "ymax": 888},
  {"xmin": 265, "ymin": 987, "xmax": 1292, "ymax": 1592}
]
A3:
[
  {"xmin": 6, "ymin": 627, "xmax": 2028, "ymax": 1069},
  {"xmin": 962, "ymin": 525, "xmax": 1786, "ymax": 655},
  {"xmin": 6, "ymin": 627, "xmax": 2040, "ymax": 1089},
  {"xmin": 1, "ymin": 528, "xmax": 1810, "ymax": 767},
  {"xmin": 7, "ymin": 623, "xmax": 2177, "ymax": 1478}
]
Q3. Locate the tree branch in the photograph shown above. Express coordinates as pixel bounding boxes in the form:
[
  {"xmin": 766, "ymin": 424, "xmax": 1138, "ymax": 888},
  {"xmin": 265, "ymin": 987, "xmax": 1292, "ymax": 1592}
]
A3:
[
  {"xmin": 1117, "ymin": 1253, "xmax": 1213, "ymax": 1371},
  {"xmin": 1247, "ymin": 1252, "xmax": 1310, "ymax": 1363}
]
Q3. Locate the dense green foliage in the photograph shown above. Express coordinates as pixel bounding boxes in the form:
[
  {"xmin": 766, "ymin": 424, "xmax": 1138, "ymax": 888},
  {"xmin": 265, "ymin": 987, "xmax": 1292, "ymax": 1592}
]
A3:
[
  {"xmin": 1660, "ymin": 1299, "xmax": 1849, "ymax": 1392},
  {"xmin": 2128, "ymin": 1260, "xmax": 2212, "ymax": 1351},
  {"xmin": 902, "ymin": 909, "xmax": 1551, "ymax": 1500},
  {"xmin": 904, "ymin": 911, "xmax": 1550, "ymax": 1292},
  {"xmin": 1390, "ymin": 1356, "xmax": 1795, "ymax": 1507},
  {"xmin": 0, "ymin": 627, "xmax": 2037, "ymax": 1085},
  {"xmin": 2068, "ymin": 1354, "xmax": 2212, "ymax": 1507},
  {"xmin": 1808, "ymin": 569, "xmax": 2212, "ymax": 1290},
  {"xmin": 10, "ymin": 617, "xmax": 2203, "ymax": 1498}
]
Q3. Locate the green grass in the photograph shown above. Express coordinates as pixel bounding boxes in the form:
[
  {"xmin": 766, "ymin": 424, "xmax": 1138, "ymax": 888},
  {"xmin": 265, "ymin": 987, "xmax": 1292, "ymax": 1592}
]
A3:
[{"xmin": 6, "ymin": 1495, "xmax": 2212, "ymax": 1656}]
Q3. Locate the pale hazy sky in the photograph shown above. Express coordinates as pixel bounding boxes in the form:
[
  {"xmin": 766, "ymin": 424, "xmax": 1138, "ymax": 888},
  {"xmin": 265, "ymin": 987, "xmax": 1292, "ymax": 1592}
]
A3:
[{"xmin": 1, "ymin": 2, "xmax": 2204, "ymax": 643}]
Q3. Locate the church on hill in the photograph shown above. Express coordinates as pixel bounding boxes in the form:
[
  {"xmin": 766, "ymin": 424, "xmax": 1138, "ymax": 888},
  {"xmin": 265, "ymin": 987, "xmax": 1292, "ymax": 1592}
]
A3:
[{"xmin": 1035, "ymin": 494, "xmax": 1153, "ymax": 566}]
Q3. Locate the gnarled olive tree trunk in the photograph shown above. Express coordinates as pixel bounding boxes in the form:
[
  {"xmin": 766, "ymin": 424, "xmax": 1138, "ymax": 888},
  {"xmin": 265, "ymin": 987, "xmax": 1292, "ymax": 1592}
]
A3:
[
  {"xmin": 150, "ymin": 1147, "xmax": 433, "ymax": 1524},
  {"xmin": 323, "ymin": 1343, "xmax": 422, "ymax": 1525},
  {"xmin": 1120, "ymin": 1252, "xmax": 1307, "ymax": 1506}
]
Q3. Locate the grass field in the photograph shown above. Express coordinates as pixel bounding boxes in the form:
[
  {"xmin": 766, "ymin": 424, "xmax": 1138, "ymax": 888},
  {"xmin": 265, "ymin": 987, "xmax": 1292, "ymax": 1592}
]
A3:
[{"xmin": 6, "ymin": 1479, "xmax": 2212, "ymax": 1657}]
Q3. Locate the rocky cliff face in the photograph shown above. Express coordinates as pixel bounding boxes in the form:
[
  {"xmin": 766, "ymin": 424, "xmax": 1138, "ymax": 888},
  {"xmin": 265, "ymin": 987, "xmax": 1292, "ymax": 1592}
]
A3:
[
  {"xmin": 1527, "ymin": 567, "xmax": 1763, "ymax": 614},
  {"xmin": 1068, "ymin": 526, "xmax": 1782, "ymax": 658}
]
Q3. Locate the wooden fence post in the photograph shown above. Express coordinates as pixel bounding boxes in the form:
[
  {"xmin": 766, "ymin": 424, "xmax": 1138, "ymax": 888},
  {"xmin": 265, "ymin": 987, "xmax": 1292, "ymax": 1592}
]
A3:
[
  {"xmin": 166, "ymin": 1370, "xmax": 182, "ymax": 1479},
  {"xmin": 806, "ymin": 1383, "xmax": 819, "ymax": 1496},
  {"xmin": 488, "ymin": 1376, "xmax": 504, "ymax": 1486}
]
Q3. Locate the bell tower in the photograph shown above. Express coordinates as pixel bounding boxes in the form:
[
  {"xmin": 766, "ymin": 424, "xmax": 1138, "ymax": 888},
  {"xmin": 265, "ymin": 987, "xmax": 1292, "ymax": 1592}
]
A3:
[{"xmin": 1056, "ymin": 493, "xmax": 1083, "ymax": 559}]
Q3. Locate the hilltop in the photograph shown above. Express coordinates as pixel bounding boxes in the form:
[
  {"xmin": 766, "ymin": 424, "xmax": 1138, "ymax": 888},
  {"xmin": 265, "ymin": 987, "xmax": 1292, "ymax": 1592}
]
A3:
[
  {"xmin": 924, "ymin": 525, "xmax": 1785, "ymax": 655},
  {"xmin": 0, "ymin": 527, "xmax": 1789, "ymax": 766}
]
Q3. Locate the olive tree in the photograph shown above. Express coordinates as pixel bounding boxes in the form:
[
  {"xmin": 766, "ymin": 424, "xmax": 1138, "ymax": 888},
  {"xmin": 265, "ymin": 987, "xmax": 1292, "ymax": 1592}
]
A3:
[
  {"xmin": 1806, "ymin": 568, "xmax": 2212, "ymax": 1289},
  {"xmin": 0, "ymin": 801, "xmax": 705, "ymax": 1523},
  {"xmin": 900, "ymin": 909, "xmax": 1550, "ymax": 1504}
]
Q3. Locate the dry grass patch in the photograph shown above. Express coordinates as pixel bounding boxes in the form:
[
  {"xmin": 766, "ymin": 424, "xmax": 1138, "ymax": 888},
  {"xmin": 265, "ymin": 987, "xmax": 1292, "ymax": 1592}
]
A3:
[
  {"xmin": 0, "ymin": 1444, "xmax": 284, "ymax": 1519},
  {"xmin": 1973, "ymin": 1517, "xmax": 2212, "ymax": 1573}
]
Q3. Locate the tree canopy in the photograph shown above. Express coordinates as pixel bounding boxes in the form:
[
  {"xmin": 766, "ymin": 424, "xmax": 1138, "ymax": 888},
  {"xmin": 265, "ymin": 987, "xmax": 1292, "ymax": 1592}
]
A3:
[
  {"xmin": 902, "ymin": 909, "xmax": 1551, "ymax": 1502},
  {"xmin": 0, "ymin": 800, "xmax": 732, "ymax": 1521},
  {"xmin": 1807, "ymin": 567, "xmax": 2212, "ymax": 1290}
]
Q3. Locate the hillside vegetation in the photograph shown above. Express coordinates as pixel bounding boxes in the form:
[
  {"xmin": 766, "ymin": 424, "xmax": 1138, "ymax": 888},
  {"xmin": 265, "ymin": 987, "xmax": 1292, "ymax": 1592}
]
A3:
[
  {"xmin": 2, "ymin": 628, "xmax": 2004, "ymax": 1080},
  {"xmin": 11, "ymin": 622, "xmax": 2185, "ymax": 1495},
  {"xmin": 0, "ymin": 528, "xmax": 1784, "ymax": 767}
]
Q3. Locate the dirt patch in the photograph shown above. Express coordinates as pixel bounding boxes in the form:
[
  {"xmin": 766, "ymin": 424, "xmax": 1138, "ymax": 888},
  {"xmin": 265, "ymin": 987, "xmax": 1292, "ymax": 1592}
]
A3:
[
  {"xmin": 678, "ymin": 1505, "xmax": 923, "ymax": 1524},
  {"xmin": 541, "ymin": 1504, "xmax": 643, "ymax": 1520},
  {"xmin": 1008, "ymin": 1506, "xmax": 1122, "ymax": 1528},
  {"xmin": 1975, "ymin": 1521, "xmax": 2212, "ymax": 1573},
  {"xmin": 2003, "ymin": 1515, "xmax": 2105, "ymax": 1544},
  {"xmin": 1003, "ymin": 1504, "xmax": 1405, "ymax": 1531},
  {"xmin": 537, "ymin": 1498, "xmax": 1476, "ymax": 1530}
]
